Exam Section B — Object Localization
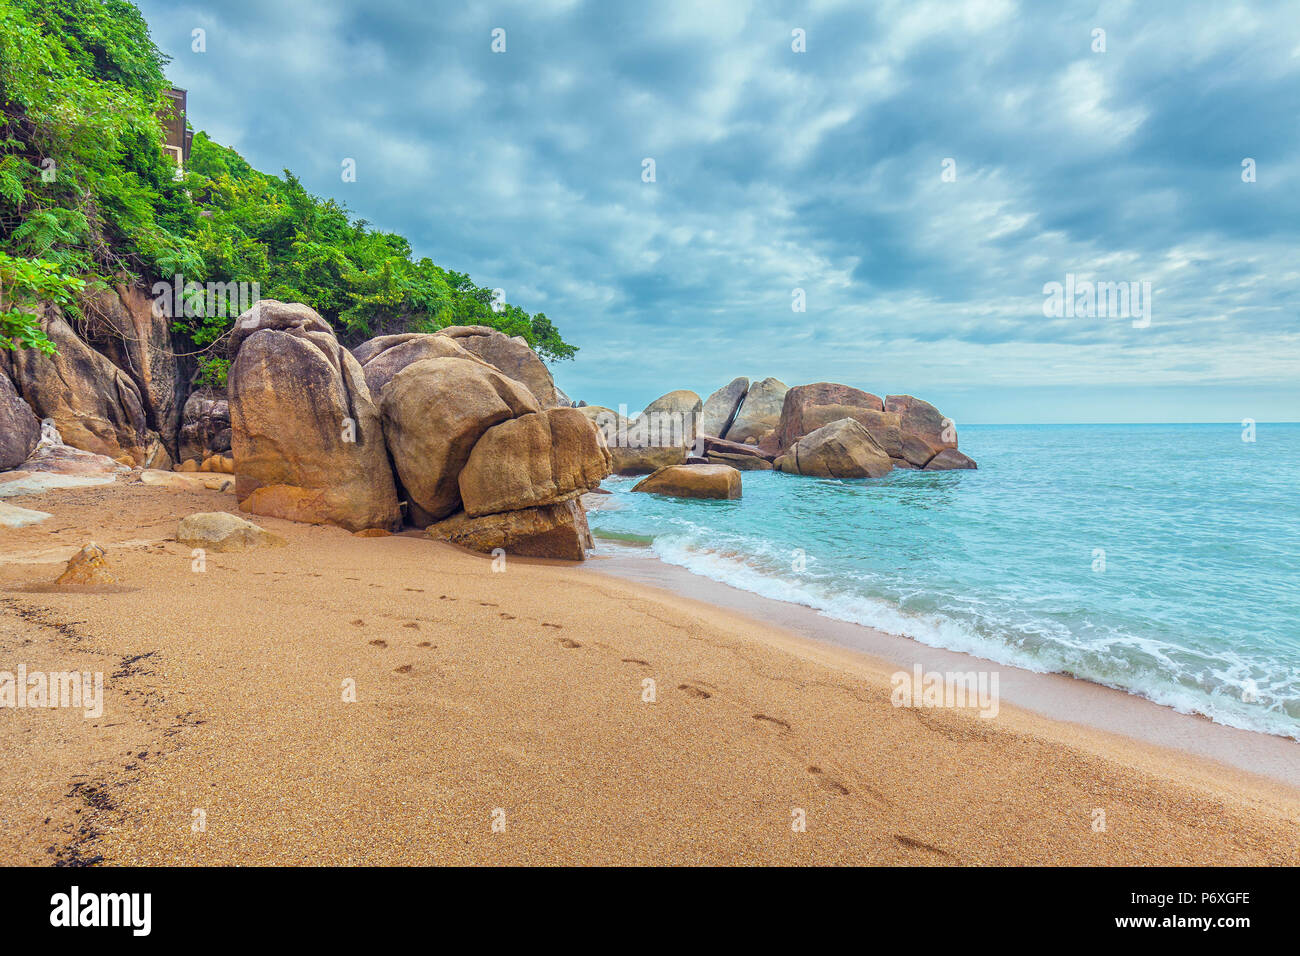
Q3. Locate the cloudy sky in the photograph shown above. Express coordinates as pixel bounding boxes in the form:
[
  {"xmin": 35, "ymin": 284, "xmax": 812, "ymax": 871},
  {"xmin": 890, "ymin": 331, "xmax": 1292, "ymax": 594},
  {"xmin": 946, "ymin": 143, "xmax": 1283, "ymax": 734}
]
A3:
[{"xmin": 137, "ymin": 0, "xmax": 1300, "ymax": 423}]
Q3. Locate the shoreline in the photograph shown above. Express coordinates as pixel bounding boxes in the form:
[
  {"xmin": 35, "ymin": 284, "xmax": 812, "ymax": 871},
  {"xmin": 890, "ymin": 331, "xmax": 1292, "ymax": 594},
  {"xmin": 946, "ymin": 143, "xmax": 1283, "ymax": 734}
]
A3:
[
  {"xmin": 586, "ymin": 537, "xmax": 1300, "ymax": 793},
  {"xmin": 2, "ymin": 479, "xmax": 1298, "ymax": 865}
]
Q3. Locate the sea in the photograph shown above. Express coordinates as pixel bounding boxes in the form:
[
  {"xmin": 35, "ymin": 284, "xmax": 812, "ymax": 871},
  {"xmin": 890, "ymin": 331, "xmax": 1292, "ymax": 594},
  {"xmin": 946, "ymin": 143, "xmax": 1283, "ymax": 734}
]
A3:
[{"xmin": 588, "ymin": 423, "xmax": 1300, "ymax": 740}]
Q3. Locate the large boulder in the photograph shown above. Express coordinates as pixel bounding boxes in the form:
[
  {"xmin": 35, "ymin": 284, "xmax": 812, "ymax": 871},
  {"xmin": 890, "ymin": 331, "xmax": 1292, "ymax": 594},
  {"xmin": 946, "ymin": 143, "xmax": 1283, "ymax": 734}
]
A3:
[
  {"xmin": 229, "ymin": 305, "xmax": 401, "ymax": 533},
  {"xmin": 351, "ymin": 333, "xmax": 487, "ymax": 398},
  {"xmin": 427, "ymin": 498, "xmax": 594, "ymax": 561},
  {"xmin": 0, "ymin": 303, "xmax": 155, "ymax": 462},
  {"xmin": 0, "ymin": 372, "xmax": 40, "ymax": 470},
  {"xmin": 776, "ymin": 383, "xmax": 897, "ymax": 454},
  {"xmin": 178, "ymin": 389, "xmax": 231, "ymax": 464},
  {"xmin": 381, "ymin": 357, "xmax": 539, "ymax": 521},
  {"xmin": 459, "ymin": 407, "xmax": 611, "ymax": 517},
  {"xmin": 700, "ymin": 377, "xmax": 749, "ymax": 438},
  {"xmin": 228, "ymin": 299, "xmax": 334, "ymax": 353},
  {"xmin": 885, "ymin": 395, "xmax": 959, "ymax": 465},
  {"xmin": 439, "ymin": 325, "xmax": 560, "ymax": 409},
  {"xmin": 636, "ymin": 390, "xmax": 703, "ymax": 451},
  {"xmin": 582, "ymin": 405, "xmax": 687, "ymax": 475},
  {"xmin": 724, "ymin": 377, "xmax": 787, "ymax": 446},
  {"xmin": 924, "ymin": 448, "xmax": 978, "ymax": 471},
  {"xmin": 83, "ymin": 284, "xmax": 186, "ymax": 455},
  {"xmin": 707, "ymin": 452, "xmax": 773, "ymax": 471},
  {"xmin": 632, "ymin": 463, "xmax": 742, "ymax": 500},
  {"xmin": 774, "ymin": 418, "xmax": 894, "ymax": 479}
]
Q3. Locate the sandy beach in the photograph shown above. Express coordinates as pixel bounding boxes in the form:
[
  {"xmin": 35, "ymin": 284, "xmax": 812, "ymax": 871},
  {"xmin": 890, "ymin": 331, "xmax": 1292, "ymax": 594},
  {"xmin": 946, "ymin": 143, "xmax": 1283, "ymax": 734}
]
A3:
[{"xmin": 1, "ymin": 478, "xmax": 1298, "ymax": 866}]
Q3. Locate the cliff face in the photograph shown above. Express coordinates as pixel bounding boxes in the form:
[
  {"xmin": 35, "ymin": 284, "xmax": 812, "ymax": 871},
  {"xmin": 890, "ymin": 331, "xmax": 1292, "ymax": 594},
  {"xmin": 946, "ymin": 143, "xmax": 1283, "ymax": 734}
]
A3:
[{"xmin": 0, "ymin": 285, "xmax": 188, "ymax": 469}]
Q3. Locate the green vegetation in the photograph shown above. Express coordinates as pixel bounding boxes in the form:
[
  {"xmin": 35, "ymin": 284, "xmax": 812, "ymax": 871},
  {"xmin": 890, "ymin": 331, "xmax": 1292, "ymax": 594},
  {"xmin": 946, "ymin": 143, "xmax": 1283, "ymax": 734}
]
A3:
[{"xmin": 0, "ymin": 0, "xmax": 577, "ymax": 370}]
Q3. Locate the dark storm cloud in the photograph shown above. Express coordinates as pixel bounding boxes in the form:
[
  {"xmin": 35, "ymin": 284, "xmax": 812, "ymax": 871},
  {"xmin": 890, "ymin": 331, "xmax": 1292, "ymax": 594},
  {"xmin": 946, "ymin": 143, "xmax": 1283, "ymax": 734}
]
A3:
[{"xmin": 136, "ymin": 0, "xmax": 1300, "ymax": 420}]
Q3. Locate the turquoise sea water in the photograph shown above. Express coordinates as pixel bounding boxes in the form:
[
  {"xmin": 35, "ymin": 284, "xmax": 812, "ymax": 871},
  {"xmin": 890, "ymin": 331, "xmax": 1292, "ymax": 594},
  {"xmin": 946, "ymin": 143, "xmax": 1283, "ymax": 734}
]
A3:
[{"xmin": 589, "ymin": 423, "xmax": 1300, "ymax": 739}]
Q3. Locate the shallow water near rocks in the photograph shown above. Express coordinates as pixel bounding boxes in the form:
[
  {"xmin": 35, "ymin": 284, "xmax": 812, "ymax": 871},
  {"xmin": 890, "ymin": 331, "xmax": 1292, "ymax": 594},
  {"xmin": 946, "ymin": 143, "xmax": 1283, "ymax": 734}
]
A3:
[{"xmin": 590, "ymin": 423, "xmax": 1300, "ymax": 739}]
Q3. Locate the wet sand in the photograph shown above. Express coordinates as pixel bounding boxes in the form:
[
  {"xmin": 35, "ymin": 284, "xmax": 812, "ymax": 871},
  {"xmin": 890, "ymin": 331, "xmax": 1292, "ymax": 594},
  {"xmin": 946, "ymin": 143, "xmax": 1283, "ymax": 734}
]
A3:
[{"xmin": 1, "ymin": 478, "xmax": 1297, "ymax": 865}]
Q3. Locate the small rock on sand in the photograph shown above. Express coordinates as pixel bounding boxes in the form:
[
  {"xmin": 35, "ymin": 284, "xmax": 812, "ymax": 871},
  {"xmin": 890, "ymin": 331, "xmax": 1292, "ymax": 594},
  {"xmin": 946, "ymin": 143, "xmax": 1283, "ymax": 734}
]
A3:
[
  {"xmin": 177, "ymin": 512, "xmax": 285, "ymax": 552},
  {"xmin": 56, "ymin": 543, "xmax": 115, "ymax": 586}
]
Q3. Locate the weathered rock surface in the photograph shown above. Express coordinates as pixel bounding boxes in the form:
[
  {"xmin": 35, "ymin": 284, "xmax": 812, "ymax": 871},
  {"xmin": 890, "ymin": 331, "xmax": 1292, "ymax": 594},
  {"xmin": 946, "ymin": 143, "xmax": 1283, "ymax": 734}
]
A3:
[
  {"xmin": 178, "ymin": 389, "xmax": 231, "ymax": 463},
  {"xmin": 177, "ymin": 512, "xmax": 284, "ymax": 552},
  {"xmin": 885, "ymin": 395, "xmax": 958, "ymax": 461},
  {"xmin": 0, "ymin": 372, "xmax": 39, "ymax": 470},
  {"xmin": 439, "ymin": 325, "xmax": 560, "ymax": 408},
  {"xmin": 632, "ymin": 463, "xmax": 742, "ymax": 500},
  {"xmin": 200, "ymin": 454, "xmax": 234, "ymax": 474},
  {"xmin": 774, "ymin": 418, "xmax": 894, "ymax": 479},
  {"xmin": 707, "ymin": 452, "xmax": 773, "ymax": 471},
  {"xmin": 459, "ymin": 407, "xmax": 611, "ymax": 517},
  {"xmin": 427, "ymin": 498, "xmax": 594, "ymax": 561},
  {"xmin": 0, "ymin": 303, "xmax": 154, "ymax": 462},
  {"xmin": 700, "ymin": 434, "xmax": 775, "ymax": 461},
  {"xmin": 84, "ymin": 283, "xmax": 186, "ymax": 455},
  {"xmin": 725, "ymin": 377, "xmax": 787, "ymax": 445},
  {"xmin": 777, "ymin": 383, "xmax": 894, "ymax": 452},
  {"xmin": 352, "ymin": 333, "xmax": 486, "ymax": 399},
  {"xmin": 0, "ymin": 500, "xmax": 51, "ymax": 528},
  {"xmin": 381, "ymin": 356, "xmax": 539, "ymax": 521},
  {"xmin": 637, "ymin": 390, "xmax": 703, "ymax": 451},
  {"xmin": 924, "ymin": 448, "xmax": 978, "ymax": 471},
  {"xmin": 13, "ymin": 420, "xmax": 128, "ymax": 478},
  {"xmin": 228, "ymin": 299, "xmax": 335, "ymax": 353},
  {"xmin": 140, "ymin": 469, "xmax": 234, "ymax": 492},
  {"xmin": 55, "ymin": 543, "xmax": 115, "ymax": 586},
  {"xmin": 700, "ymin": 377, "xmax": 749, "ymax": 438},
  {"xmin": 582, "ymin": 406, "xmax": 686, "ymax": 475},
  {"xmin": 229, "ymin": 304, "xmax": 401, "ymax": 533}
]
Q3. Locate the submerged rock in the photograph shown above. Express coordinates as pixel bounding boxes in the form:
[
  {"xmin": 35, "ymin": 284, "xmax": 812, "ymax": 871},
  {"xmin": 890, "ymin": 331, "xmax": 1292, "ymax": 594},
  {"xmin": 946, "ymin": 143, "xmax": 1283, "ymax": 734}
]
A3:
[
  {"xmin": 923, "ymin": 448, "xmax": 978, "ymax": 471},
  {"xmin": 775, "ymin": 418, "xmax": 894, "ymax": 479},
  {"xmin": 632, "ymin": 463, "xmax": 742, "ymax": 500}
]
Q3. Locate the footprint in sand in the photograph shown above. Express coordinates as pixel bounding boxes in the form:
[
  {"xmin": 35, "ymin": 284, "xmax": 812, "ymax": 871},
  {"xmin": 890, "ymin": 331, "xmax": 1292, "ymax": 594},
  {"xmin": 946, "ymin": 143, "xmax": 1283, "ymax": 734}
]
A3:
[
  {"xmin": 394, "ymin": 664, "xmax": 412, "ymax": 674},
  {"xmin": 417, "ymin": 642, "xmax": 435, "ymax": 648},
  {"xmin": 557, "ymin": 637, "xmax": 582, "ymax": 648},
  {"xmin": 499, "ymin": 613, "xmax": 515, "ymax": 620},
  {"xmin": 369, "ymin": 639, "xmax": 388, "ymax": 648},
  {"xmin": 541, "ymin": 622, "xmax": 562, "ymax": 629},
  {"xmin": 351, "ymin": 619, "xmax": 365, "ymax": 627},
  {"xmin": 678, "ymin": 683, "xmax": 712, "ymax": 699},
  {"xmin": 894, "ymin": 834, "xmax": 951, "ymax": 858},
  {"xmin": 621, "ymin": 658, "xmax": 650, "ymax": 666},
  {"xmin": 752, "ymin": 713, "xmax": 792, "ymax": 732},
  {"xmin": 807, "ymin": 765, "xmax": 849, "ymax": 795},
  {"xmin": 403, "ymin": 622, "xmax": 419, "ymax": 629}
]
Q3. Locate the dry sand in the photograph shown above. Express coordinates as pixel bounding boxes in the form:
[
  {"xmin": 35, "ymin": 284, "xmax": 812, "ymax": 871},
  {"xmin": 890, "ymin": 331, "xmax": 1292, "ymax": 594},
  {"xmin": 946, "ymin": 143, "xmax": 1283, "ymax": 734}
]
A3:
[{"xmin": 1, "ymin": 477, "xmax": 1297, "ymax": 866}]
